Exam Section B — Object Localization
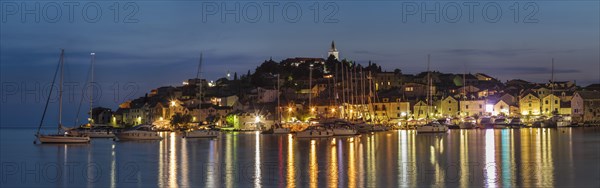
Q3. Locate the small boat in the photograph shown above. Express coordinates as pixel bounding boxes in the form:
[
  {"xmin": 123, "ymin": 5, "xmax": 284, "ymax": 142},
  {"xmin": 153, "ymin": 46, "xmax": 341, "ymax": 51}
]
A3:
[
  {"xmin": 478, "ymin": 117, "xmax": 493, "ymax": 129},
  {"xmin": 459, "ymin": 117, "xmax": 477, "ymax": 129},
  {"xmin": 273, "ymin": 127, "xmax": 291, "ymax": 134},
  {"xmin": 115, "ymin": 125, "xmax": 162, "ymax": 141},
  {"xmin": 331, "ymin": 124, "xmax": 358, "ymax": 136},
  {"xmin": 66, "ymin": 124, "xmax": 115, "ymax": 138},
  {"xmin": 438, "ymin": 118, "xmax": 459, "ymax": 129},
  {"xmin": 184, "ymin": 129, "xmax": 219, "ymax": 138},
  {"xmin": 543, "ymin": 116, "xmax": 559, "ymax": 128},
  {"xmin": 493, "ymin": 117, "xmax": 509, "ymax": 129},
  {"xmin": 417, "ymin": 121, "xmax": 448, "ymax": 133},
  {"xmin": 295, "ymin": 126, "xmax": 333, "ymax": 138},
  {"xmin": 35, "ymin": 50, "xmax": 90, "ymax": 144},
  {"xmin": 556, "ymin": 116, "xmax": 572, "ymax": 127},
  {"xmin": 508, "ymin": 118, "xmax": 525, "ymax": 129},
  {"xmin": 371, "ymin": 124, "xmax": 390, "ymax": 132},
  {"xmin": 532, "ymin": 120, "xmax": 544, "ymax": 128},
  {"xmin": 355, "ymin": 122, "xmax": 373, "ymax": 133}
]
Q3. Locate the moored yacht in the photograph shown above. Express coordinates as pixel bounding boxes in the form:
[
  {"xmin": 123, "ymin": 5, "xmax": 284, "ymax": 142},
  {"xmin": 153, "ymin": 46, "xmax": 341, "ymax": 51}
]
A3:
[
  {"xmin": 459, "ymin": 117, "xmax": 477, "ymax": 129},
  {"xmin": 331, "ymin": 124, "xmax": 358, "ymax": 136},
  {"xmin": 556, "ymin": 116, "xmax": 572, "ymax": 127},
  {"xmin": 438, "ymin": 118, "xmax": 459, "ymax": 129},
  {"xmin": 184, "ymin": 129, "xmax": 220, "ymax": 138},
  {"xmin": 416, "ymin": 121, "xmax": 448, "ymax": 133},
  {"xmin": 508, "ymin": 118, "xmax": 525, "ymax": 129},
  {"xmin": 493, "ymin": 117, "xmax": 509, "ymax": 129},
  {"xmin": 478, "ymin": 117, "xmax": 493, "ymax": 129},
  {"xmin": 115, "ymin": 125, "xmax": 162, "ymax": 141},
  {"xmin": 35, "ymin": 50, "xmax": 90, "ymax": 144},
  {"xmin": 66, "ymin": 124, "xmax": 115, "ymax": 138},
  {"xmin": 295, "ymin": 126, "xmax": 333, "ymax": 138}
]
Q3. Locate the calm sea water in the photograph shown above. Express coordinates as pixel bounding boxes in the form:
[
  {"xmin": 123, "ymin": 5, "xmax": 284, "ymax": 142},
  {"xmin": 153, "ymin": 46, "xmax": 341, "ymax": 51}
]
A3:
[{"xmin": 1, "ymin": 127, "xmax": 599, "ymax": 187}]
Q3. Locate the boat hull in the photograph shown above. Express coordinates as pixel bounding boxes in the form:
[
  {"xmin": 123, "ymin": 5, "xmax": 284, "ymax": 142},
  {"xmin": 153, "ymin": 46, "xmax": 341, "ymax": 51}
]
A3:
[
  {"xmin": 493, "ymin": 124, "xmax": 509, "ymax": 129},
  {"xmin": 185, "ymin": 130, "xmax": 219, "ymax": 138},
  {"xmin": 115, "ymin": 131, "xmax": 162, "ymax": 141},
  {"xmin": 459, "ymin": 122, "xmax": 476, "ymax": 129},
  {"xmin": 69, "ymin": 131, "xmax": 115, "ymax": 138},
  {"xmin": 295, "ymin": 130, "xmax": 333, "ymax": 138},
  {"xmin": 416, "ymin": 126, "xmax": 448, "ymax": 133},
  {"xmin": 273, "ymin": 128, "xmax": 291, "ymax": 134},
  {"xmin": 38, "ymin": 135, "xmax": 90, "ymax": 143},
  {"xmin": 333, "ymin": 129, "xmax": 357, "ymax": 136}
]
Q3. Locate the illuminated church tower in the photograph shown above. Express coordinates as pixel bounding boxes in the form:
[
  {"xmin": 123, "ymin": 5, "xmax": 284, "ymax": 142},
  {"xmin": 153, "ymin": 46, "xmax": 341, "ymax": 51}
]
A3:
[{"xmin": 328, "ymin": 40, "xmax": 339, "ymax": 60}]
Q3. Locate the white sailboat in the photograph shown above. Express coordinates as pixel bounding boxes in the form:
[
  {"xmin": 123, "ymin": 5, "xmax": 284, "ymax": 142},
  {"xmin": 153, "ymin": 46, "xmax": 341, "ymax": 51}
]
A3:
[
  {"xmin": 459, "ymin": 117, "xmax": 477, "ymax": 129},
  {"xmin": 115, "ymin": 124, "xmax": 162, "ymax": 141},
  {"xmin": 417, "ymin": 55, "xmax": 448, "ymax": 134},
  {"xmin": 272, "ymin": 74, "xmax": 291, "ymax": 134},
  {"xmin": 35, "ymin": 49, "xmax": 90, "ymax": 144},
  {"xmin": 184, "ymin": 128, "xmax": 219, "ymax": 138},
  {"xmin": 67, "ymin": 53, "xmax": 115, "ymax": 138},
  {"xmin": 295, "ymin": 126, "xmax": 333, "ymax": 138},
  {"xmin": 185, "ymin": 53, "xmax": 221, "ymax": 137}
]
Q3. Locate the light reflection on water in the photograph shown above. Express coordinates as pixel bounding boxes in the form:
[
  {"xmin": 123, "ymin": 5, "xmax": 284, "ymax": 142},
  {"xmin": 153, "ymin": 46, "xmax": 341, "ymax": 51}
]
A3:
[{"xmin": 1, "ymin": 128, "xmax": 599, "ymax": 187}]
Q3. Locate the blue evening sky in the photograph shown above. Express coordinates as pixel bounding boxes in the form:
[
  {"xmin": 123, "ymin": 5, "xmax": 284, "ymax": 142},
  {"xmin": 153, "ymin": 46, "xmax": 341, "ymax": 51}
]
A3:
[{"xmin": 1, "ymin": 1, "xmax": 599, "ymax": 127}]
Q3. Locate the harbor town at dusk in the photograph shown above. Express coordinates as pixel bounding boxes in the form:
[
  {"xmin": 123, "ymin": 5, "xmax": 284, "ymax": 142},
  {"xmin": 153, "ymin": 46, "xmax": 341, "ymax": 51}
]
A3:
[{"xmin": 1, "ymin": 1, "xmax": 599, "ymax": 187}]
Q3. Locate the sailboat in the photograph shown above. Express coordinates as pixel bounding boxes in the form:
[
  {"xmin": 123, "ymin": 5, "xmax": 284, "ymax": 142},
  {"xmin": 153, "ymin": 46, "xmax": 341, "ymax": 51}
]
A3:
[
  {"xmin": 35, "ymin": 49, "xmax": 90, "ymax": 144},
  {"xmin": 66, "ymin": 53, "xmax": 115, "ymax": 138},
  {"xmin": 417, "ymin": 55, "xmax": 448, "ymax": 133},
  {"xmin": 185, "ymin": 52, "xmax": 221, "ymax": 138},
  {"xmin": 271, "ymin": 73, "xmax": 291, "ymax": 134}
]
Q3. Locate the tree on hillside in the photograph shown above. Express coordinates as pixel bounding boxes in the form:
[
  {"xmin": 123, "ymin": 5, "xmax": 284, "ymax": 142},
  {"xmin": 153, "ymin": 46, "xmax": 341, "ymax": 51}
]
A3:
[{"xmin": 170, "ymin": 113, "xmax": 192, "ymax": 130}]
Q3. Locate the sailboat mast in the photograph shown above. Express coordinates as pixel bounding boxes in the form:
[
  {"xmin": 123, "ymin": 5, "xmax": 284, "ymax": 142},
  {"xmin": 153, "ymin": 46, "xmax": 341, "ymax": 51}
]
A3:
[
  {"xmin": 37, "ymin": 49, "xmax": 62, "ymax": 135},
  {"xmin": 426, "ymin": 54, "xmax": 431, "ymax": 120},
  {"xmin": 550, "ymin": 58, "xmax": 554, "ymax": 115},
  {"xmin": 89, "ymin": 53, "xmax": 95, "ymax": 124},
  {"xmin": 58, "ymin": 49, "xmax": 64, "ymax": 132},
  {"xmin": 277, "ymin": 74, "xmax": 281, "ymax": 124},
  {"xmin": 309, "ymin": 63, "xmax": 313, "ymax": 114},
  {"xmin": 197, "ymin": 53, "xmax": 203, "ymax": 109}
]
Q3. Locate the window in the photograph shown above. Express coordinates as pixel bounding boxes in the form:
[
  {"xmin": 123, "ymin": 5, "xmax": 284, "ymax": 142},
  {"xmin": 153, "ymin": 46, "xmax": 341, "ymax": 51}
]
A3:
[
  {"xmin": 448, "ymin": 108, "xmax": 452, "ymax": 112},
  {"xmin": 466, "ymin": 105, "xmax": 469, "ymax": 109},
  {"xmin": 555, "ymin": 100, "xmax": 558, "ymax": 104},
  {"xmin": 448, "ymin": 100, "xmax": 451, "ymax": 104},
  {"xmin": 405, "ymin": 87, "xmax": 414, "ymax": 92},
  {"xmin": 529, "ymin": 103, "xmax": 532, "ymax": 107},
  {"xmin": 545, "ymin": 100, "xmax": 549, "ymax": 104},
  {"xmin": 479, "ymin": 105, "xmax": 482, "ymax": 109}
]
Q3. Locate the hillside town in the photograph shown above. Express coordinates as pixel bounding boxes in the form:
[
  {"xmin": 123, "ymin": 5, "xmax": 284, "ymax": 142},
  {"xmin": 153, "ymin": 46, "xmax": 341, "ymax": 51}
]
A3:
[{"xmin": 90, "ymin": 42, "xmax": 600, "ymax": 130}]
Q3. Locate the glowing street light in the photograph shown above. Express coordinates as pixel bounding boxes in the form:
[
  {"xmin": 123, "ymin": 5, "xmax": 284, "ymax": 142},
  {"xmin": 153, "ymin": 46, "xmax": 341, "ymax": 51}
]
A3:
[{"xmin": 255, "ymin": 116, "xmax": 261, "ymax": 123}]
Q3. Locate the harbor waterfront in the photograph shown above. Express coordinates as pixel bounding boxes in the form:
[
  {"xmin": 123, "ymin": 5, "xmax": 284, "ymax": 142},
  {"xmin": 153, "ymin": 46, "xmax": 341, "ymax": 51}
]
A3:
[{"xmin": 2, "ymin": 127, "xmax": 599, "ymax": 187}]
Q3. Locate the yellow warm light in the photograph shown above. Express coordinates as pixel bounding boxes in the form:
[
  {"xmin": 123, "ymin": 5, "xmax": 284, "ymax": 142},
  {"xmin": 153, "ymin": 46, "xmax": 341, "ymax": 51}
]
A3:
[
  {"xmin": 254, "ymin": 116, "xmax": 260, "ymax": 123},
  {"xmin": 331, "ymin": 108, "xmax": 336, "ymax": 113},
  {"xmin": 170, "ymin": 101, "xmax": 176, "ymax": 107},
  {"xmin": 311, "ymin": 108, "xmax": 316, "ymax": 112},
  {"xmin": 288, "ymin": 107, "xmax": 293, "ymax": 112}
]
